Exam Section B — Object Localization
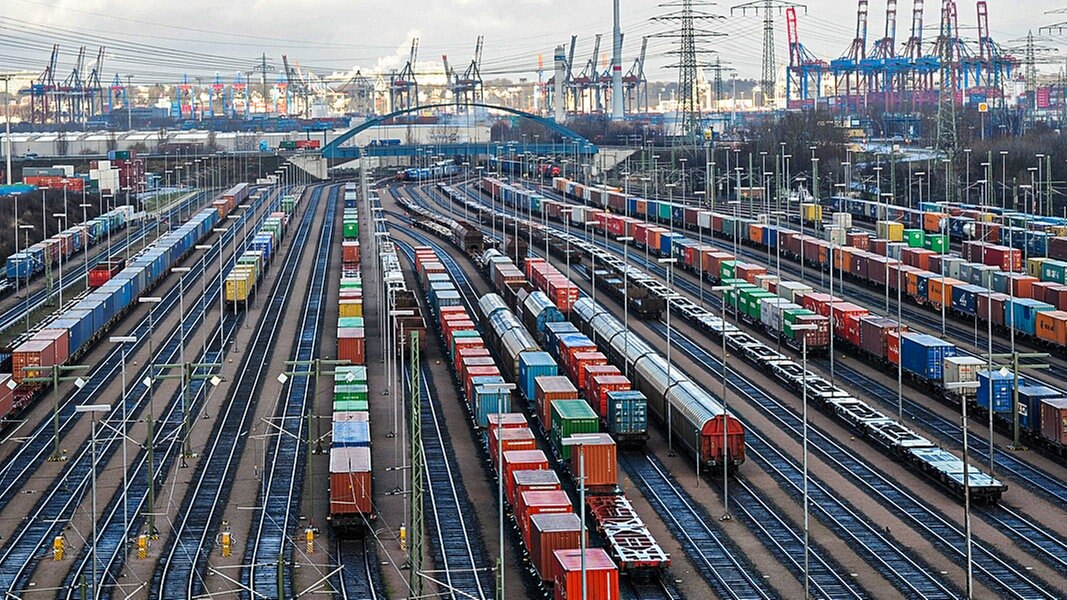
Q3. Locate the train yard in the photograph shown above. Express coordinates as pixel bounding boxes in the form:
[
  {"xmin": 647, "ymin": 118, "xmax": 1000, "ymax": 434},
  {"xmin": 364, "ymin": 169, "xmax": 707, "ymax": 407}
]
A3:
[{"xmin": 0, "ymin": 163, "xmax": 1063, "ymax": 600}]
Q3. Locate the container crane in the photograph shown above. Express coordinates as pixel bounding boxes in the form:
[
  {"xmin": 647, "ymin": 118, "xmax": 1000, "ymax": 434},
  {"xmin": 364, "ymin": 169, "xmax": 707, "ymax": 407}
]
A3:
[
  {"xmin": 27, "ymin": 44, "xmax": 59, "ymax": 124},
  {"xmin": 862, "ymin": 1, "xmax": 899, "ymax": 105},
  {"xmin": 232, "ymin": 72, "xmax": 247, "ymax": 118},
  {"xmin": 108, "ymin": 73, "xmax": 125, "ymax": 115},
  {"xmin": 58, "ymin": 46, "xmax": 87, "ymax": 123},
  {"xmin": 899, "ymin": 0, "xmax": 937, "ymax": 99},
  {"xmin": 786, "ymin": 7, "xmax": 827, "ymax": 106},
  {"xmin": 390, "ymin": 38, "xmax": 420, "ymax": 113},
  {"xmin": 84, "ymin": 47, "xmax": 105, "ymax": 118},
  {"xmin": 210, "ymin": 72, "xmax": 225, "ymax": 118},
  {"xmin": 569, "ymin": 34, "xmax": 601, "ymax": 114},
  {"xmin": 459, "ymin": 36, "xmax": 485, "ymax": 106},
  {"xmin": 968, "ymin": 1, "xmax": 1015, "ymax": 108},
  {"xmin": 598, "ymin": 36, "xmax": 619, "ymax": 113},
  {"xmin": 178, "ymin": 74, "xmax": 192, "ymax": 118},
  {"xmin": 282, "ymin": 55, "xmax": 309, "ymax": 117},
  {"xmin": 623, "ymin": 36, "xmax": 649, "ymax": 114},
  {"xmin": 547, "ymin": 36, "xmax": 577, "ymax": 116},
  {"xmin": 831, "ymin": 0, "xmax": 869, "ymax": 106}
]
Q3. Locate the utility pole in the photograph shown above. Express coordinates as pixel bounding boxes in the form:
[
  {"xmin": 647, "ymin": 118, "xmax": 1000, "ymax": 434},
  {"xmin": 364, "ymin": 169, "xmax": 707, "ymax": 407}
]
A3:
[
  {"xmin": 23, "ymin": 364, "xmax": 90, "ymax": 462},
  {"xmin": 612, "ymin": 0, "xmax": 625, "ymax": 120},
  {"xmin": 653, "ymin": 1, "xmax": 726, "ymax": 141},
  {"xmin": 731, "ymin": 0, "xmax": 807, "ymax": 108},
  {"xmin": 408, "ymin": 331, "xmax": 424, "ymax": 600},
  {"xmin": 152, "ymin": 361, "xmax": 222, "ymax": 466},
  {"xmin": 935, "ymin": 0, "xmax": 959, "ymax": 190},
  {"xmin": 252, "ymin": 54, "xmax": 275, "ymax": 111}
]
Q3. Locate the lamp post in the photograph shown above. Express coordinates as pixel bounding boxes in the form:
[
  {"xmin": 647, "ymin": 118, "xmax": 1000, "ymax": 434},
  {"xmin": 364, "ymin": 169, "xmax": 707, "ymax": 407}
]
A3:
[
  {"xmin": 658, "ymin": 256, "xmax": 678, "ymax": 456},
  {"xmin": 109, "ymin": 335, "xmax": 137, "ymax": 555},
  {"xmin": 211, "ymin": 228, "xmax": 227, "ymax": 354},
  {"xmin": 139, "ymin": 295, "xmax": 162, "ymax": 538},
  {"xmin": 712, "ymin": 284, "xmax": 735, "ymax": 518},
  {"xmin": 53, "ymin": 212, "xmax": 68, "ymax": 308},
  {"xmin": 618, "ymin": 236, "xmax": 634, "ymax": 374},
  {"xmin": 562, "ymin": 434, "xmax": 600, "ymax": 600},
  {"xmin": 791, "ymin": 322, "xmax": 818, "ymax": 600},
  {"xmin": 74, "ymin": 403, "xmax": 110, "ymax": 600}
]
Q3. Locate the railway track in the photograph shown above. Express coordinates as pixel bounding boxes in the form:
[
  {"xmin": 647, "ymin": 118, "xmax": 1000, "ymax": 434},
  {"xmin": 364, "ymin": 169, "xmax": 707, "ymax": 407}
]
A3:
[
  {"xmin": 653, "ymin": 322, "xmax": 1058, "ymax": 599},
  {"xmin": 389, "ymin": 229, "xmax": 496, "ymax": 599},
  {"xmin": 411, "ymin": 181, "xmax": 1051, "ymax": 598},
  {"xmin": 152, "ymin": 184, "xmax": 327, "ymax": 598},
  {"xmin": 0, "ymin": 191, "xmax": 278, "ymax": 598},
  {"xmin": 336, "ymin": 538, "xmax": 380, "ymax": 600},
  {"xmin": 0, "ymin": 190, "xmax": 213, "ymax": 336},
  {"xmin": 393, "ymin": 189, "xmax": 871, "ymax": 598},
  {"xmin": 244, "ymin": 182, "xmax": 338, "ymax": 597}
]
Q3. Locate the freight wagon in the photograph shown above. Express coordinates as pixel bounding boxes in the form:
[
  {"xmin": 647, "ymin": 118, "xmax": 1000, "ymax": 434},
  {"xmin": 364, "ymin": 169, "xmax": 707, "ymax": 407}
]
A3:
[
  {"xmin": 406, "ymin": 243, "xmax": 667, "ymax": 587},
  {"xmin": 6, "ymin": 205, "xmax": 136, "ymax": 283},
  {"xmin": 429, "ymin": 176, "xmax": 1014, "ymax": 500}
]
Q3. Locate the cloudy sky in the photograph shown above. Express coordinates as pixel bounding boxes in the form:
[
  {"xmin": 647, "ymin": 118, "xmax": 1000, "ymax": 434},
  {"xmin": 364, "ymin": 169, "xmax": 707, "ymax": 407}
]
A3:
[{"xmin": 2, "ymin": 0, "xmax": 1065, "ymax": 84}]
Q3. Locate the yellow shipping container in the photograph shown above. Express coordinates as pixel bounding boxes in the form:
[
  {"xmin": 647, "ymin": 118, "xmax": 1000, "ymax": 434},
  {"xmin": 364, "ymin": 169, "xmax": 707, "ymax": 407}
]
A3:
[
  {"xmin": 1028, "ymin": 257, "xmax": 1049, "ymax": 278},
  {"xmin": 800, "ymin": 203, "xmax": 823, "ymax": 223},
  {"xmin": 339, "ymin": 299, "xmax": 363, "ymax": 318},
  {"xmin": 877, "ymin": 221, "xmax": 904, "ymax": 242},
  {"xmin": 976, "ymin": 212, "xmax": 996, "ymax": 223},
  {"xmin": 225, "ymin": 267, "xmax": 256, "ymax": 302}
]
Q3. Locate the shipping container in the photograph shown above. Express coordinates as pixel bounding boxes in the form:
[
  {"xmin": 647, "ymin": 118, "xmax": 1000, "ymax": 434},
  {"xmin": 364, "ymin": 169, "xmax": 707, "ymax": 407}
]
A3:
[
  {"xmin": 978, "ymin": 370, "xmax": 1016, "ymax": 414},
  {"xmin": 900, "ymin": 333, "xmax": 957, "ymax": 381},
  {"xmin": 519, "ymin": 352, "xmax": 559, "ymax": 404},
  {"xmin": 504, "ymin": 450, "xmax": 551, "ymax": 504},
  {"xmin": 550, "ymin": 400, "xmax": 600, "ymax": 460},
  {"xmin": 529, "ymin": 513, "xmax": 583, "ymax": 581},
  {"xmin": 536, "ymin": 376, "xmax": 580, "ymax": 428},
  {"xmin": 552, "ymin": 549, "xmax": 619, "ymax": 600},
  {"xmin": 1040, "ymin": 398, "xmax": 1067, "ymax": 446},
  {"xmin": 604, "ymin": 390, "xmax": 648, "ymax": 440},
  {"xmin": 1018, "ymin": 385, "xmax": 1061, "ymax": 432},
  {"xmin": 518, "ymin": 490, "xmax": 573, "ymax": 548}
]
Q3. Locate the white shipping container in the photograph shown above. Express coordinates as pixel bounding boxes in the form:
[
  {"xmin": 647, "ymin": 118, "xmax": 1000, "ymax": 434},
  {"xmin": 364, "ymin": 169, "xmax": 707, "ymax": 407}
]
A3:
[
  {"xmin": 824, "ymin": 226, "xmax": 847, "ymax": 246},
  {"xmin": 944, "ymin": 356, "xmax": 985, "ymax": 397},
  {"xmin": 698, "ymin": 211, "xmax": 713, "ymax": 231},
  {"xmin": 52, "ymin": 165, "xmax": 75, "ymax": 177},
  {"xmin": 761, "ymin": 298, "xmax": 801, "ymax": 334},
  {"xmin": 755, "ymin": 274, "xmax": 778, "ymax": 291},
  {"xmin": 887, "ymin": 242, "xmax": 907, "ymax": 260},
  {"xmin": 777, "ymin": 281, "xmax": 812, "ymax": 303},
  {"xmin": 832, "ymin": 212, "xmax": 853, "ymax": 229},
  {"xmin": 941, "ymin": 256, "xmax": 965, "ymax": 279}
]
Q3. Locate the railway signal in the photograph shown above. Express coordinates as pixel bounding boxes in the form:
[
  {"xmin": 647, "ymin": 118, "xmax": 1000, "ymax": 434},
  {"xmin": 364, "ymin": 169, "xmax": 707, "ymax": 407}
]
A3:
[{"xmin": 21, "ymin": 363, "xmax": 90, "ymax": 462}]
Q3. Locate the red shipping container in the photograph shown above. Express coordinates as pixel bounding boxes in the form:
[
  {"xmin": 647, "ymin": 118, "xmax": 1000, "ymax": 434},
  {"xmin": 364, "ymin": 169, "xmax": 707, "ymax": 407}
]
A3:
[
  {"xmin": 530, "ymin": 514, "xmax": 583, "ymax": 581},
  {"xmin": 569, "ymin": 351, "xmax": 607, "ymax": 388},
  {"xmin": 736, "ymin": 263, "xmax": 767, "ymax": 284},
  {"xmin": 504, "ymin": 450, "xmax": 551, "ymax": 504},
  {"xmin": 454, "ymin": 347, "xmax": 491, "ymax": 376},
  {"xmin": 847, "ymin": 232, "xmax": 871, "ymax": 250},
  {"xmin": 487, "ymin": 413, "xmax": 529, "ymax": 441},
  {"xmin": 489, "ymin": 426, "xmax": 537, "ymax": 458},
  {"xmin": 465, "ymin": 366, "xmax": 502, "ymax": 400},
  {"xmin": 887, "ymin": 330, "xmax": 901, "ymax": 365},
  {"xmin": 0, "ymin": 374, "xmax": 13, "ymax": 417},
  {"xmin": 1050, "ymin": 237, "xmax": 1067, "ymax": 261},
  {"xmin": 1031, "ymin": 282, "xmax": 1058, "ymax": 304},
  {"xmin": 870, "ymin": 239, "xmax": 889, "ymax": 256},
  {"xmin": 794, "ymin": 314, "xmax": 830, "ymax": 349},
  {"xmin": 444, "ymin": 320, "xmax": 477, "ymax": 350},
  {"xmin": 1005, "ymin": 274, "xmax": 1038, "ymax": 298},
  {"xmin": 585, "ymin": 375, "xmax": 631, "ymax": 416},
  {"xmin": 553, "ymin": 549, "xmax": 619, "ymax": 600},
  {"xmin": 1040, "ymin": 399, "xmax": 1067, "ymax": 446},
  {"xmin": 984, "ymin": 245, "xmax": 1022, "ymax": 272},
  {"xmin": 460, "ymin": 357, "xmax": 497, "ymax": 383},
  {"xmin": 342, "ymin": 241, "xmax": 361, "ymax": 264},
  {"xmin": 12, "ymin": 339, "xmax": 57, "ymax": 384},
  {"xmin": 580, "ymin": 365, "xmax": 621, "ymax": 401},
  {"xmin": 567, "ymin": 433, "xmax": 618, "ymax": 489},
  {"xmin": 329, "ymin": 447, "xmax": 372, "ymax": 516},
  {"xmin": 536, "ymin": 376, "xmax": 580, "ymax": 428},
  {"xmin": 858, "ymin": 316, "xmax": 904, "ymax": 360},
  {"xmin": 977, "ymin": 293, "xmax": 1009, "ymax": 327},
  {"xmin": 518, "ymin": 491, "xmax": 573, "ymax": 548},
  {"xmin": 337, "ymin": 329, "xmax": 366, "ymax": 365},
  {"xmin": 827, "ymin": 303, "xmax": 868, "ymax": 338},
  {"xmin": 513, "ymin": 469, "xmax": 562, "ymax": 500},
  {"xmin": 1046, "ymin": 285, "xmax": 1067, "ymax": 311},
  {"xmin": 34, "ymin": 329, "xmax": 70, "ymax": 366},
  {"xmin": 866, "ymin": 255, "xmax": 893, "ymax": 286},
  {"xmin": 902, "ymin": 248, "xmax": 935, "ymax": 270}
]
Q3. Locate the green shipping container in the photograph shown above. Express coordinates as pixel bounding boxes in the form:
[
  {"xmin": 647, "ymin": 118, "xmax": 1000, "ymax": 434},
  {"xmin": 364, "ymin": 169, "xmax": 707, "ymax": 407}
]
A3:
[
  {"xmin": 338, "ymin": 317, "xmax": 365, "ymax": 329},
  {"xmin": 923, "ymin": 234, "xmax": 949, "ymax": 254},
  {"xmin": 343, "ymin": 221, "xmax": 360, "ymax": 240},
  {"xmin": 340, "ymin": 278, "xmax": 362, "ymax": 290},
  {"xmin": 550, "ymin": 400, "xmax": 599, "ymax": 460},
  {"xmin": 333, "ymin": 399, "xmax": 369, "ymax": 412},
  {"xmin": 782, "ymin": 308, "xmax": 816, "ymax": 339},
  {"xmin": 720, "ymin": 260, "xmax": 737, "ymax": 280},
  {"xmin": 450, "ymin": 329, "xmax": 483, "ymax": 359},
  {"xmin": 903, "ymin": 229, "xmax": 925, "ymax": 248},
  {"xmin": 658, "ymin": 202, "xmax": 672, "ymax": 220},
  {"xmin": 334, "ymin": 384, "xmax": 369, "ymax": 402},
  {"xmin": 1042, "ymin": 260, "xmax": 1067, "ymax": 284},
  {"xmin": 742, "ymin": 290, "xmax": 775, "ymax": 320}
]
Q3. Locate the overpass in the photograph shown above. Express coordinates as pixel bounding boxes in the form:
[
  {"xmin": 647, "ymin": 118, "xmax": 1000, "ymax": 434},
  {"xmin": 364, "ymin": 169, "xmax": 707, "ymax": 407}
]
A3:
[{"xmin": 320, "ymin": 102, "xmax": 598, "ymax": 160}]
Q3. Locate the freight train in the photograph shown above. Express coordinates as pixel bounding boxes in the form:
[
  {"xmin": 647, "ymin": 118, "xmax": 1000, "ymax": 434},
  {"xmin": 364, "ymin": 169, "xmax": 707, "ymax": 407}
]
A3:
[
  {"xmin": 0, "ymin": 184, "xmax": 256, "ymax": 424},
  {"xmin": 539, "ymin": 176, "xmax": 1067, "ymax": 455},
  {"xmin": 828, "ymin": 196, "xmax": 1067, "ymax": 258},
  {"xmin": 409, "ymin": 242, "xmax": 667, "ymax": 591},
  {"xmin": 6, "ymin": 205, "xmax": 136, "ymax": 282},
  {"xmin": 224, "ymin": 194, "xmax": 297, "ymax": 304},
  {"xmin": 395, "ymin": 163, "xmax": 462, "ymax": 182},
  {"xmin": 411, "ymin": 176, "xmax": 1014, "ymax": 501},
  {"xmin": 328, "ymin": 188, "xmax": 372, "ymax": 531}
]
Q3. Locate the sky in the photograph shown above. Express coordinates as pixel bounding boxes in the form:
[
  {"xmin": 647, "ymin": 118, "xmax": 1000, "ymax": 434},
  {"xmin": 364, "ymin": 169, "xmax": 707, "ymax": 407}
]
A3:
[{"xmin": 2, "ymin": 0, "xmax": 1066, "ymax": 85}]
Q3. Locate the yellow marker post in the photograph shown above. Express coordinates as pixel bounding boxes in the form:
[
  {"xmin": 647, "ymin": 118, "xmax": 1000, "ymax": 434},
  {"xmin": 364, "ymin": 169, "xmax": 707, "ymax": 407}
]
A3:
[
  {"xmin": 137, "ymin": 535, "xmax": 148, "ymax": 559},
  {"xmin": 222, "ymin": 531, "xmax": 232, "ymax": 557},
  {"xmin": 305, "ymin": 528, "xmax": 314, "ymax": 555},
  {"xmin": 399, "ymin": 525, "xmax": 407, "ymax": 552},
  {"xmin": 53, "ymin": 535, "xmax": 65, "ymax": 561}
]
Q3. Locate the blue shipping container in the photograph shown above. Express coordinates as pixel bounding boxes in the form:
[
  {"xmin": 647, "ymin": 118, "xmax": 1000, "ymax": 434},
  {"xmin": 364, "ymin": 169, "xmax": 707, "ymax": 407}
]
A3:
[
  {"xmin": 473, "ymin": 377, "xmax": 512, "ymax": 428},
  {"xmin": 518, "ymin": 352, "xmax": 558, "ymax": 404},
  {"xmin": 900, "ymin": 333, "xmax": 957, "ymax": 381},
  {"xmin": 543, "ymin": 322, "xmax": 578, "ymax": 361},
  {"xmin": 977, "ymin": 370, "xmax": 1016, "ymax": 414},
  {"xmin": 333, "ymin": 421, "xmax": 370, "ymax": 447},
  {"xmin": 951, "ymin": 284, "xmax": 985, "ymax": 317},
  {"xmin": 1017, "ymin": 385, "xmax": 1061, "ymax": 432},
  {"xmin": 605, "ymin": 390, "xmax": 648, "ymax": 437},
  {"xmin": 1007, "ymin": 298, "xmax": 1054, "ymax": 336}
]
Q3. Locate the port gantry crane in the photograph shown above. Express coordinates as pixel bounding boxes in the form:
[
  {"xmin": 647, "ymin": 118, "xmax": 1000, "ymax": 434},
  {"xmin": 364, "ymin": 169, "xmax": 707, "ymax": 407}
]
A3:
[
  {"xmin": 623, "ymin": 36, "xmax": 649, "ymax": 114},
  {"xmin": 785, "ymin": 6, "xmax": 827, "ymax": 106},
  {"xmin": 570, "ymin": 34, "xmax": 602, "ymax": 114},
  {"xmin": 390, "ymin": 37, "xmax": 420, "ymax": 114},
  {"xmin": 444, "ymin": 36, "xmax": 485, "ymax": 109},
  {"xmin": 831, "ymin": 0, "xmax": 870, "ymax": 109}
]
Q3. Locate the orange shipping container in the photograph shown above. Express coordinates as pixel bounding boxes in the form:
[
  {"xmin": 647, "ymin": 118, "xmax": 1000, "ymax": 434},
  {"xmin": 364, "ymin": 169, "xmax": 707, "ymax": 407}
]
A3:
[
  {"xmin": 1036, "ymin": 311, "xmax": 1067, "ymax": 347},
  {"xmin": 928, "ymin": 277, "xmax": 962, "ymax": 308},
  {"xmin": 518, "ymin": 491, "xmax": 573, "ymax": 549},
  {"xmin": 504, "ymin": 450, "xmax": 551, "ymax": 504},
  {"xmin": 568, "ymin": 433, "xmax": 618, "ymax": 489},
  {"xmin": 536, "ymin": 376, "xmax": 580, "ymax": 428},
  {"xmin": 553, "ymin": 549, "xmax": 620, "ymax": 600},
  {"xmin": 923, "ymin": 212, "xmax": 947, "ymax": 233},
  {"xmin": 748, "ymin": 223, "xmax": 764, "ymax": 244},
  {"xmin": 529, "ymin": 514, "xmax": 583, "ymax": 582},
  {"xmin": 11, "ymin": 339, "xmax": 57, "ymax": 384},
  {"xmin": 489, "ymin": 426, "xmax": 537, "ymax": 458}
]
